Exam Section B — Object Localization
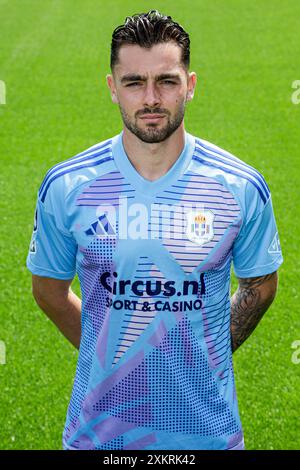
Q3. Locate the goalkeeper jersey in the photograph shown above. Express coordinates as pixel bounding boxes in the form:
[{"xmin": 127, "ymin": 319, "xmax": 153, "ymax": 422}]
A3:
[{"xmin": 26, "ymin": 131, "xmax": 283, "ymax": 450}]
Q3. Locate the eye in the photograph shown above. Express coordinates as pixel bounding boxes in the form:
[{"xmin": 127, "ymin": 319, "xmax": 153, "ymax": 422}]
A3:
[
  {"xmin": 161, "ymin": 80, "xmax": 177, "ymax": 85},
  {"xmin": 126, "ymin": 82, "xmax": 141, "ymax": 87}
]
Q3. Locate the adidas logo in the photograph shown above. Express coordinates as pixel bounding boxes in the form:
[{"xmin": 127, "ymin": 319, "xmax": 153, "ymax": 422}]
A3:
[{"xmin": 85, "ymin": 212, "xmax": 115, "ymax": 236}]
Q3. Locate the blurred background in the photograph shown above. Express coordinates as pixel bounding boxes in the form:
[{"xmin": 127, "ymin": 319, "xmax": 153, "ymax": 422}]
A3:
[{"xmin": 0, "ymin": 0, "xmax": 299, "ymax": 449}]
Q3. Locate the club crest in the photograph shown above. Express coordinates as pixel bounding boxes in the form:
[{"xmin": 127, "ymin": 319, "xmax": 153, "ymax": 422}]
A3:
[{"xmin": 186, "ymin": 210, "xmax": 215, "ymax": 246}]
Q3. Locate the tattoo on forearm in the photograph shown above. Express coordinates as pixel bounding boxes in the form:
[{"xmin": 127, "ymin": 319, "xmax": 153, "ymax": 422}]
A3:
[{"xmin": 230, "ymin": 272, "xmax": 277, "ymax": 353}]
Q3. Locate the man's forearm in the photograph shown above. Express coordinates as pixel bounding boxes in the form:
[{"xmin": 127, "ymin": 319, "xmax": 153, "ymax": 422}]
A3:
[
  {"xmin": 230, "ymin": 272, "xmax": 278, "ymax": 353},
  {"xmin": 34, "ymin": 288, "xmax": 82, "ymax": 349}
]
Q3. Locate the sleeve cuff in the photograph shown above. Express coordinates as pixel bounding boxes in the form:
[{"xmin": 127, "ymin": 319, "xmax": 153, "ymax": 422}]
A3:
[
  {"xmin": 26, "ymin": 258, "xmax": 76, "ymax": 280},
  {"xmin": 233, "ymin": 255, "xmax": 283, "ymax": 278}
]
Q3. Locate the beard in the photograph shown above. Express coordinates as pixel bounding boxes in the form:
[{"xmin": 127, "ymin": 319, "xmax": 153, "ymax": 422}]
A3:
[{"xmin": 119, "ymin": 101, "xmax": 186, "ymax": 144}]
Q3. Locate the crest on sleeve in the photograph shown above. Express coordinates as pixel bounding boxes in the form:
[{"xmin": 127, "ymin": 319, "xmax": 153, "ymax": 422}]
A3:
[
  {"xmin": 30, "ymin": 238, "xmax": 36, "ymax": 253},
  {"xmin": 186, "ymin": 209, "xmax": 215, "ymax": 246},
  {"xmin": 268, "ymin": 232, "xmax": 281, "ymax": 254}
]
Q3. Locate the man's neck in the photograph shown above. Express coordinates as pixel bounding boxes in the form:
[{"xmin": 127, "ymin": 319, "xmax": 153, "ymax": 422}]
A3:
[{"xmin": 122, "ymin": 124, "xmax": 186, "ymax": 181}]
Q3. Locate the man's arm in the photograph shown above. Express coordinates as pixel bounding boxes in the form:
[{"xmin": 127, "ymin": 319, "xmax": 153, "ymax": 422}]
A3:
[
  {"xmin": 230, "ymin": 271, "xmax": 278, "ymax": 353},
  {"xmin": 31, "ymin": 274, "xmax": 82, "ymax": 349}
]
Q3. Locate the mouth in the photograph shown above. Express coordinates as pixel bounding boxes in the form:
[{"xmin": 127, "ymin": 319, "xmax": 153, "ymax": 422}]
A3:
[{"xmin": 139, "ymin": 114, "xmax": 166, "ymax": 122}]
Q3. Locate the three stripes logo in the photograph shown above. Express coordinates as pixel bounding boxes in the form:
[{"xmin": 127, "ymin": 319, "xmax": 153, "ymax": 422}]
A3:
[{"xmin": 85, "ymin": 212, "xmax": 115, "ymax": 236}]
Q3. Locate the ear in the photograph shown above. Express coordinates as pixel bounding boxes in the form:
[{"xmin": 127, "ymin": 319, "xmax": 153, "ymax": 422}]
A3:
[
  {"xmin": 186, "ymin": 72, "xmax": 197, "ymax": 102},
  {"xmin": 106, "ymin": 74, "xmax": 119, "ymax": 104}
]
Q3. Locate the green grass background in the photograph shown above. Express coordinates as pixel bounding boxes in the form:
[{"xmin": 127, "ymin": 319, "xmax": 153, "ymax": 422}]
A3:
[{"xmin": 0, "ymin": 0, "xmax": 299, "ymax": 450}]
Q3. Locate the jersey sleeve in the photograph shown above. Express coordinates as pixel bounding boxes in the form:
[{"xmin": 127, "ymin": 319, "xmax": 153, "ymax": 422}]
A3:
[
  {"xmin": 26, "ymin": 192, "xmax": 77, "ymax": 280},
  {"xmin": 232, "ymin": 195, "xmax": 283, "ymax": 278}
]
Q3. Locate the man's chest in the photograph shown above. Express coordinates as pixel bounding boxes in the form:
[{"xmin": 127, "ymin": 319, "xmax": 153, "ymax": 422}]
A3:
[{"xmin": 69, "ymin": 173, "xmax": 242, "ymax": 277}]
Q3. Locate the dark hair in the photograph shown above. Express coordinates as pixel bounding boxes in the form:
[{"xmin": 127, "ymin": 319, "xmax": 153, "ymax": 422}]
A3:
[{"xmin": 110, "ymin": 10, "xmax": 190, "ymax": 70}]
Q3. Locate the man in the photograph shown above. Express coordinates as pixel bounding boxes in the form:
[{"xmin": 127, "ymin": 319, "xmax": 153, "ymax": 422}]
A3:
[{"xmin": 26, "ymin": 10, "xmax": 283, "ymax": 450}]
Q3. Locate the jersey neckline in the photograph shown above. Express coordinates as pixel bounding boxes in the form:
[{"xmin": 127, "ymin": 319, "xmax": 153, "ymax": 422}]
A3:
[{"xmin": 112, "ymin": 130, "xmax": 195, "ymax": 196}]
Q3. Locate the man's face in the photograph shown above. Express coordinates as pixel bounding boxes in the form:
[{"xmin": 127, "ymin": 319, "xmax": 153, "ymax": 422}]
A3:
[{"xmin": 107, "ymin": 42, "xmax": 197, "ymax": 143}]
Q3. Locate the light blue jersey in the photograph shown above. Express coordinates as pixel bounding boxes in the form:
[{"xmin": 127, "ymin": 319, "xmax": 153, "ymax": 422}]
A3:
[{"xmin": 26, "ymin": 131, "xmax": 283, "ymax": 450}]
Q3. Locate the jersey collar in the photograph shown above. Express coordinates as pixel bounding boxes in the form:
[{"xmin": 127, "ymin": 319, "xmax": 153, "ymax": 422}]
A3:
[{"xmin": 112, "ymin": 130, "xmax": 195, "ymax": 196}]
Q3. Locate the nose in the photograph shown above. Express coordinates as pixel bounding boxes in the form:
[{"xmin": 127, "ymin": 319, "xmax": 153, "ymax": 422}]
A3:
[{"xmin": 143, "ymin": 82, "xmax": 160, "ymax": 108}]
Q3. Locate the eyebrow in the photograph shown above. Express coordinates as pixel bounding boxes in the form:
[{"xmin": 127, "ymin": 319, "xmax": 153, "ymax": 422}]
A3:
[{"xmin": 120, "ymin": 73, "xmax": 181, "ymax": 84}]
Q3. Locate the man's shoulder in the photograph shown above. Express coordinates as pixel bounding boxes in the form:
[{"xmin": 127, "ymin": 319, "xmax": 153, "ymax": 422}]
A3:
[
  {"xmin": 190, "ymin": 134, "xmax": 271, "ymax": 207},
  {"xmin": 192, "ymin": 135, "xmax": 264, "ymax": 180},
  {"xmin": 38, "ymin": 135, "xmax": 117, "ymax": 203}
]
